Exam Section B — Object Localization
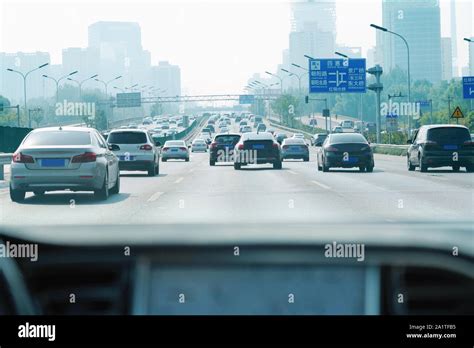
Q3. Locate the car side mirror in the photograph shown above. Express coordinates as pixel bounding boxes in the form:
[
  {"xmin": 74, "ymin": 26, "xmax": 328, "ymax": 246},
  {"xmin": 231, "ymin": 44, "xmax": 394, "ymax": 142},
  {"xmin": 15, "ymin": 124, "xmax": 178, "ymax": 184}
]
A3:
[
  {"xmin": 154, "ymin": 141, "xmax": 161, "ymax": 147},
  {"xmin": 108, "ymin": 144, "xmax": 120, "ymax": 151},
  {"xmin": 406, "ymin": 139, "xmax": 412, "ymax": 144}
]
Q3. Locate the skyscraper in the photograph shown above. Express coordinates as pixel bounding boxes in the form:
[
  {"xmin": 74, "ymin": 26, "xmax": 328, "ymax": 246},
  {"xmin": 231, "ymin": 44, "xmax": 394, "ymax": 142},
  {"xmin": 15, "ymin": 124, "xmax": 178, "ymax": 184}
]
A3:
[
  {"xmin": 289, "ymin": 0, "xmax": 336, "ymax": 70},
  {"xmin": 379, "ymin": 0, "xmax": 442, "ymax": 83},
  {"xmin": 441, "ymin": 38, "xmax": 453, "ymax": 81}
]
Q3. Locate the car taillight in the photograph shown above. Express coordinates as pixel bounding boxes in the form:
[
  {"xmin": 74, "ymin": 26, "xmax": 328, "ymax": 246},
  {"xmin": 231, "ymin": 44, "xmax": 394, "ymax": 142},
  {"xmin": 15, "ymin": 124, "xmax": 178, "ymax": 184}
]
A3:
[
  {"xmin": 210, "ymin": 142, "xmax": 217, "ymax": 149},
  {"xmin": 179, "ymin": 147, "xmax": 187, "ymax": 151},
  {"xmin": 282, "ymin": 145, "xmax": 289, "ymax": 149},
  {"xmin": 72, "ymin": 152, "xmax": 97, "ymax": 163},
  {"xmin": 12, "ymin": 151, "xmax": 34, "ymax": 163},
  {"xmin": 237, "ymin": 144, "xmax": 244, "ymax": 150},
  {"xmin": 463, "ymin": 140, "xmax": 474, "ymax": 147},
  {"xmin": 423, "ymin": 140, "xmax": 438, "ymax": 150},
  {"xmin": 140, "ymin": 144, "xmax": 153, "ymax": 151},
  {"xmin": 325, "ymin": 146, "xmax": 338, "ymax": 152},
  {"xmin": 162, "ymin": 147, "xmax": 169, "ymax": 152},
  {"xmin": 272, "ymin": 143, "xmax": 279, "ymax": 149}
]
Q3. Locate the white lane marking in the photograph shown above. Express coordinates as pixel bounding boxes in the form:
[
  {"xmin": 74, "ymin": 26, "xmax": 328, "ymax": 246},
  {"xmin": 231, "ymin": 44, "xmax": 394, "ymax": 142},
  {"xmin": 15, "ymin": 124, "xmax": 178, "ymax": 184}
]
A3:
[
  {"xmin": 311, "ymin": 180, "xmax": 331, "ymax": 190},
  {"xmin": 147, "ymin": 191, "xmax": 164, "ymax": 202},
  {"xmin": 174, "ymin": 177, "xmax": 184, "ymax": 184},
  {"xmin": 287, "ymin": 170, "xmax": 298, "ymax": 175}
]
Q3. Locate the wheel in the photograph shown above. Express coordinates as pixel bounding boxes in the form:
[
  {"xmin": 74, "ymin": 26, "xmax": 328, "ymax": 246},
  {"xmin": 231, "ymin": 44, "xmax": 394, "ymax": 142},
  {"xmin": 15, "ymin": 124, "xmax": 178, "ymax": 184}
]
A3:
[
  {"xmin": 210, "ymin": 160, "xmax": 216, "ymax": 166},
  {"xmin": 110, "ymin": 172, "xmax": 120, "ymax": 194},
  {"xmin": 273, "ymin": 160, "xmax": 282, "ymax": 169},
  {"xmin": 95, "ymin": 171, "xmax": 109, "ymax": 201},
  {"xmin": 185, "ymin": 157, "xmax": 190, "ymax": 162},
  {"xmin": 234, "ymin": 162, "xmax": 241, "ymax": 170},
  {"xmin": 148, "ymin": 163, "xmax": 156, "ymax": 176},
  {"xmin": 322, "ymin": 158, "xmax": 329, "ymax": 172},
  {"xmin": 317, "ymin": 161, "xmax": 321, "ymax": 171},
  {"xmin": 303, "ymin": 156, "xmax": 309, "ymax": 162},
  {"xmin": 359, "ymin": 166, "xmax": 365, "ymax": 172},
  {"xmin": 366, "ymin": 165, "xmax": 374, "ymax": 173},
  {"xmin": 33, "ymin": 190, "xmax": 45, "ymax": 196},
  {"xmin": 162, "ymin": 158, "xmax": 167, "ymax": 162},
  {"xmin": 155, "ymin": 164, "xmax": 160, "ymax": 175},
  {"xmin": 452, "ymin": 165, "xmax": 460, "ymax": 172},
  {"xmin": 466, "ymin": 165, "xmax": 474, "ymax": 173},
  {"xmin": 407, "ymin": 156, "xmax": 415, "ymax": 171},
  {"xmin": 10, "ymin": 184, "xmax": 25, "ymax": 202}
]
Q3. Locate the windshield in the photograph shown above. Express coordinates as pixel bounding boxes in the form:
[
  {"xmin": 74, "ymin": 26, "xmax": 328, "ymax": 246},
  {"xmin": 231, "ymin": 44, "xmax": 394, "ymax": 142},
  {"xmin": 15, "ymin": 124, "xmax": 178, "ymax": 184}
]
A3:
[
  {"xmin": 108, "ymin": 132, "xmax": 147, "ymax": 144},
  {"xmin": 427, "ymin": 127, "xmax": 470, "ymax": 143},
  {"xmin": 1, "ymin": 0, "xmax": 473, "ymax": 327},
  {"xmin": 23, "ymin": 131, "xmax": 91, "ymax": 146}
]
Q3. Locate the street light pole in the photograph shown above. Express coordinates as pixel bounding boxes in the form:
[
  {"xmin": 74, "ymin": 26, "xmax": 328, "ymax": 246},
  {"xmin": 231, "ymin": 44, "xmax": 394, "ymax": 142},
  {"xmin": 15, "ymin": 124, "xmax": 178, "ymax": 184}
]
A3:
[
  {"xmin": 463, "ymin": 38, "xmax": 473, "ymax": 111},
  {"xmin": 6, "ymin": 62, "xmax": 49, "ymax": 124},
  {"xmin": 265, "ymin": 71, "xmax": 284, "ymax": 94},
  {"xmin": 78, "ymin": 74, "xmax": 99, "ymax": 99},
  {"xmin": 43, "ymin": 70, "xmax": 78, "ymax": 102},
  {"xmin": 371, "ymin": 24, "xmax": 411, "ymax": 136}
]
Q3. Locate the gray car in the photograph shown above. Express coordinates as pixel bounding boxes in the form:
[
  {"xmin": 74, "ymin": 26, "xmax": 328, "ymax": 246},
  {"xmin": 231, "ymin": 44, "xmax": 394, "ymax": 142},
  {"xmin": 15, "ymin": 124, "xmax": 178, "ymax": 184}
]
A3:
[
  {"xmin": 281, "ymin": 138, "xmax": 309, "ymax": 161},
  {"xmin": 161, "ymin": 140, "xmax": 190, "ymax": 161},
  {"xmin": 107, "ymin": 129, "xmax": 160, "ymax": 176},
  {"xmin": 9, "ymin": 126, "xmax": 120, "ymax": 202}
]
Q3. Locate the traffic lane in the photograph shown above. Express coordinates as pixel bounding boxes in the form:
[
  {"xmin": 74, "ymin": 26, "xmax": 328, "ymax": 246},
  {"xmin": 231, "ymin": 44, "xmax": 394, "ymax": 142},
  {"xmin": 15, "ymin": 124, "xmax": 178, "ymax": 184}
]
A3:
[
  {"xmin": 126, "ymin": 152, "xmax": 363, "ymax": 224},
  {"xmin": 0, "ymin": 149, "xmax": 208, "ymax": 226},
  {"xmin": 276, "ymin": 153, "xmax": 473, "ymax": 221}
]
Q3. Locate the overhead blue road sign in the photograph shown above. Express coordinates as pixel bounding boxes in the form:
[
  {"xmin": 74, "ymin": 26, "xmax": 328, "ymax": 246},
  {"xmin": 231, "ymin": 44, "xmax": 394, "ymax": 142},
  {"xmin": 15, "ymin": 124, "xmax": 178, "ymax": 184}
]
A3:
[
  {"xmin": 309, "ymin": 58, "xmax": 366, "ymax": 93},
  {"xmin": 462, "ymin": 76, "xmax": 474, "ymax": 99},
  {"xmin": 239, "ymin": 95, "xmax": 255, "ymax": 104}
]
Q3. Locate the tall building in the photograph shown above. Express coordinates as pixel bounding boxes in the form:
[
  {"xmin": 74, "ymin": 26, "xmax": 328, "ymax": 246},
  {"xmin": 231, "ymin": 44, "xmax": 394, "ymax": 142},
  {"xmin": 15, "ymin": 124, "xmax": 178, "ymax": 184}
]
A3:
[
  {"xmin": 87, "ymin": 21, "xmax": 151, "ymax": 89},
  {"xmin": 379, "ymin": 0, "xmax": 442, "ymax": 83},
  {"xmin": 289, "ymin": 0, "xmax": 336, "ymax": 70},
  {"xmin": 0, "ymin": 52, "xmax": 51, "ymax": 103},
  {"xmin": 449, "ymin": 0, "xmax": 458, "ymax": 77},
  {"xmin": 441, "ymin": 38, "xmax": 453, "ymax": 81},
  {"xmin": 150, "ymin": 61, "xmax": 181, "ymax": 97}
]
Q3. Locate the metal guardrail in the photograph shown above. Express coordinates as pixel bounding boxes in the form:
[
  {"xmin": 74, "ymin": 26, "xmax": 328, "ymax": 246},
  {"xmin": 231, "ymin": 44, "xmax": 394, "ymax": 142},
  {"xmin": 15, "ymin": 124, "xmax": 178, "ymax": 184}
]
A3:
[{"xmin": 0, "ymin": 153, "xmax": 12, "ymax": 181}]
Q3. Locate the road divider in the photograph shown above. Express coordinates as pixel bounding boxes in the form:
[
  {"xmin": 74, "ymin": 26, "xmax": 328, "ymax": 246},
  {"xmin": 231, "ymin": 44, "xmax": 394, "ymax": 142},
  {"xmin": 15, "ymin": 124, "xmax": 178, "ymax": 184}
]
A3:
[{"xmin": 371, "ymin": 144, "xmax": 409, "ymax": 156}]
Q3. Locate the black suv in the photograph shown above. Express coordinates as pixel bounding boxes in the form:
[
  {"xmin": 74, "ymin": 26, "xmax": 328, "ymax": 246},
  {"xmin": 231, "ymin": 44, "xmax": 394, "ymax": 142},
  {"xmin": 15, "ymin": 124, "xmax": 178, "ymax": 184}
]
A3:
[
  {"xmin": 209, "ymin": 133, "xmax": 241, "ymax": 166},
  {"xmin": 407, "ymin": 125, "xmax": 474, "ymax": 172},
  {"xmin": 233, "ymin": 132, "xmax": 282, "ymax": 170}
]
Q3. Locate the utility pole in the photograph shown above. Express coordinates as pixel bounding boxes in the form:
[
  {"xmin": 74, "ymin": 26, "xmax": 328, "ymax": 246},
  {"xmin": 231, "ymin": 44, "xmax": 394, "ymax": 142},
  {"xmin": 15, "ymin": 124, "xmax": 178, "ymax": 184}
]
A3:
[{"xmin": 367, "ymin": 65, "xmax": 383, "ymax": 143}]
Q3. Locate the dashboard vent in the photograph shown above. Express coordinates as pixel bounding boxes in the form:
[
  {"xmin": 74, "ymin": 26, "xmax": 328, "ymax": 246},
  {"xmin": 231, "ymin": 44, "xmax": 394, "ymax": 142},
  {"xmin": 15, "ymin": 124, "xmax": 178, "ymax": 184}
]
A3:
[
  {"xmin": 25, "ymin": 262, "xmax": 131, "ymax": 315},
  {"xmin": 383, "ymin": 266, "xmax": 474, "ymax": 315}
]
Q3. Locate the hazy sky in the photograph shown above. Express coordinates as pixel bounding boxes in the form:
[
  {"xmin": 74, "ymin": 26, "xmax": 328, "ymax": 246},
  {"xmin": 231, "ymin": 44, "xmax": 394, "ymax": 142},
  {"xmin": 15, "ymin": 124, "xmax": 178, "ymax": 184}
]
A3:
[{"xmin": 1, "ymin": 0, "xmax": 472, "ymax": 94}]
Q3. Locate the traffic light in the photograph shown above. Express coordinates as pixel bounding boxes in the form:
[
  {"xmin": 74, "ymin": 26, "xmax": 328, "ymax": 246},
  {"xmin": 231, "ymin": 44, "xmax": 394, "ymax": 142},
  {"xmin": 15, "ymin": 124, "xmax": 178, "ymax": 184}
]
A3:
[{"xmin": 305, "ymin": 96, "xmax": 309, "ymax": 104}]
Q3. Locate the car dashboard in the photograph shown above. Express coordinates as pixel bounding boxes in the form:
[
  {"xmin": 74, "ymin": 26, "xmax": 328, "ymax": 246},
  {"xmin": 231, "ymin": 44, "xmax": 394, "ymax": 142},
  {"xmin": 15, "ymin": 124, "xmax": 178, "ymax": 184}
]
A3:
[{"xmin": 0, "ymin": 222, "xmax": 473, "ymax": 316}]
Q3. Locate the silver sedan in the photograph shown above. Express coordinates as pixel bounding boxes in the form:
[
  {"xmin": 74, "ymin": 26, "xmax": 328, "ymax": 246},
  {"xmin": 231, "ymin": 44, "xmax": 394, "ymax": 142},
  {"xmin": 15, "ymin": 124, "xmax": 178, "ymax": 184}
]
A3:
[
  {"xmin": 161, "ymin": 140, "xmax": 190, "ymax": 161},
  {"xmin": 9, "ymin": 126, "xmax": 120, "ymax": 202}
]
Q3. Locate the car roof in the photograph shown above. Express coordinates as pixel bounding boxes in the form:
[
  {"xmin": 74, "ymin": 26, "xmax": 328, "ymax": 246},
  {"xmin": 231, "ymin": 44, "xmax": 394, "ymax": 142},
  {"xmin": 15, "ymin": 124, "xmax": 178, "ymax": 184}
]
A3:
[
  {"xmin": 283, "ymin": 138, "xmax": 305, "ymax": 144},
  {"xmin": 419, "ymin": 124, "xmax": 468, "ymax": 130},
  {"xmin": 241, "ymin": 132, "xmax": 274, "ymax": 140},
  {"xmin": 214, "ymin": 133, "xmax": 240, "ymax": 137},
  {"xmin": 109, "ymin": 128, "xmax": 148, "ymax": 133},
  {"xmin": 31, "ymin": 126, "xmax": 96, "ymax": 133}
]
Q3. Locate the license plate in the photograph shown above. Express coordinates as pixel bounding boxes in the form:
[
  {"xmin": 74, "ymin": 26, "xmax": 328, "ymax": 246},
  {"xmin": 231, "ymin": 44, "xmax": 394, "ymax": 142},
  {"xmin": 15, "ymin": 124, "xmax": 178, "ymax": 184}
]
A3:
[
  {"xmin": 119, "ymin": 156, "xmax": 135, "ymax": 161},
  {"xmin": 41, "ymin": 158, "xmax": 65, "ymax": 167},
  {"xmin": 171, "ymin": 148, "xmax": 178, "ymax": 152},
  {"xmin": 443, "ymin": 145, "xmax": 458, "ymax": 150},
  {"xmin": 252, "ymin": 144, "xmax": 264, "ymax": 149},
  {"xmin": 348, "ymin": 157, "xmax": 358, "ymax": 163}
]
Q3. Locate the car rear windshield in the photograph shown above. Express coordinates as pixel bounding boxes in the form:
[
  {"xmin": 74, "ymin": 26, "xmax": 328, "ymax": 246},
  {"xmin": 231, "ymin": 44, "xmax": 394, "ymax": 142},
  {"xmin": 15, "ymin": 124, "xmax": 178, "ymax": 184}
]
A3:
[
  {"xmin": 108, "ymin": 132, "xmax": 147, "ymax": 144},
  {"xmin": 23, "ymin": 131, "xmax": 91, "ymax": 146},
  {"xmin": 329, "ymin": 133, "xmax": 367, "ymax": 144},
  {"xmin": 427, "ymin": 127, "xmax": 470, "ymax": 143},
  {"xmin": 215, "ymin": 135, "xmax": 240, "ymax": 144},
  {"xmin": 165, "ymin": 141, "xmax": 185, "ymax": 146},
  {"xmin": 284, "ymin": 139, "xmax": 305, "ymax": 144}
]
